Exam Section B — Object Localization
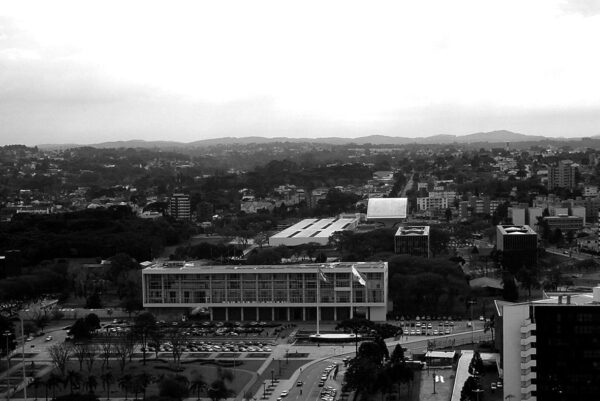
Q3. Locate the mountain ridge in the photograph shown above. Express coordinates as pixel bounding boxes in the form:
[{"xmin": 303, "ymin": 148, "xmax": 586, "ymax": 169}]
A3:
[{"xmin": 37, "ymin": 130, "xmax": 586, "ymax": 149}]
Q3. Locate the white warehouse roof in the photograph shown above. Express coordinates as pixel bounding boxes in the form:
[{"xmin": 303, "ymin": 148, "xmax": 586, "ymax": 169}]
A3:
[
  {"xmin": 269, "ymin": 217, "xmax": 359, "ymax": 247},
  {"xmin": 367, "ymin": 198, "xmax": 408, "ymax": 220}
]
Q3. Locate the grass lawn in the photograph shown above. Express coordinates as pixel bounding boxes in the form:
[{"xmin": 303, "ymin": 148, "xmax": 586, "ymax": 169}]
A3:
[{"xmin": 14, "ymin": 358, "xmax": 259, "ymax": 400}]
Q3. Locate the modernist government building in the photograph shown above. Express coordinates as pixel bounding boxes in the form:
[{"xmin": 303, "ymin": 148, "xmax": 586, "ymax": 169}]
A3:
[{"xmin": 142, "ymin": 261, "xmax": 388, "ymax": 322}]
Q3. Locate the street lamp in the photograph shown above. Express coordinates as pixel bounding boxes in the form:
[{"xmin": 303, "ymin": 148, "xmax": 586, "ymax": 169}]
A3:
[
  {"xmin": 2, "ymin": 331, "xmax": 11, "ymax": 369},
  {"xmin": 432, "ymin": 369, "xmax": 437, "ymax": 394},
  {"xmin": 467, "ymin": 299, "xmax": 477, "ymax": 344}
]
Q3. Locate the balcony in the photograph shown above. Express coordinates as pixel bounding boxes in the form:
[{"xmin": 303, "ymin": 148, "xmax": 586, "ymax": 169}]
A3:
[
  {"xmin": 521, "ymin": 358, "xmax": 537, "ymax": 370},
  {"xmin": 521, "ymin": 383, "xmax": 537, "ymax": 395},
  {"xmin": 520, "ymin": 335, "xmax": 537, "ymax": 346},
  {"xmin": 521, "ymin": 371, "xmax": 537, "ymax": 382},
  {"xmin": 521, "ymin": 347, "xmax": 537, "ymax": 358},
  {"xmin": 520, "ymin": 321, "xmax": 537, "ymax": 335}
]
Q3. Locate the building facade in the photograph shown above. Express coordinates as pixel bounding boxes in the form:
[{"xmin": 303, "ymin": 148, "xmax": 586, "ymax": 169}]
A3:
[
  {"xmin": 496, "ymin": 225, "xmax": 538, "ymax": 268},
  {"xmin": 142, "ymin": 261, "xmax": 388, "ymax": 321},
  {"xmin": 394, "ymin": 226, "xmax": 430, "ymax": 258},
  {"xmin": 499, "ymin": 290, "xmax": 600, "ymax": 401},
  {"xmin": 548, "ymin": 160, "xmax": 576, "ymax": 190},
  {"xmin": 168, "ymin": 193, "xmax": 191, "ymax": 220}
]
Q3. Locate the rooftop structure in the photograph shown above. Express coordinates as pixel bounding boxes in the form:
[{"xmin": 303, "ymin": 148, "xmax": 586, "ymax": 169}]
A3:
[
  {"xmin": 269, "ymin": 217, "xmax": 359, "ymax": 247},
  {"xmin": 366, "ymin": 198, "xmax": 408, "ymax": 225},
  {"xmin": 496, "ymin": 225, "xmax": 538, "ymax": 269}
]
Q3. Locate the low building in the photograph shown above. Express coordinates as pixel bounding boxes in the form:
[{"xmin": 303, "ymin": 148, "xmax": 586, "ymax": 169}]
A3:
[
  {"xmin": 142, "ymin": 261, "xmax": 388, "ymax": 321},
  {"xmin": 366, "ymin": 198, "xmax": 408, "ymax": 226},
  {"xmin": 394, "ymin": 226, "xmax": 430, "ymax": 258},
  {"xmin": 269, "ymin": 217, "xmax": 359, "ymax": 247}
]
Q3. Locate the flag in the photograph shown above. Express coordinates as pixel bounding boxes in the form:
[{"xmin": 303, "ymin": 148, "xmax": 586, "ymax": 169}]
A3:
[
  {"xmin": 351, "ymin": 265, "xmax": 367, "ymax": 286},
  {"xmin": 318, "ymin": 265, "xmax": 329, "ymax": 283}
]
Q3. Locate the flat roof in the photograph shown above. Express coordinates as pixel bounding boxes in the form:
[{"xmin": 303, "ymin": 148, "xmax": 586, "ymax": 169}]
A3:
[
  {"xmin": 269, "ymin": 217, "xmax": 358, "ymax": 242},
  {"xmin": 367, "ymin": 198, "xmax": 408, "ymax": 220},
  {"xmin": 142, "ymin": 261, "xmax": 387, "ymax": 273},
  {"xmin": 497, "ymin": 225, "xmax": 537, "ymax": 235},
  {"xmin": 395, "ymin": 226, "xmax": 430, "ymax": 236}
]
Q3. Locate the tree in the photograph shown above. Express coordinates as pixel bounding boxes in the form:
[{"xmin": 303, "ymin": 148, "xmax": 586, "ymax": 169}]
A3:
[
  {"xmin": 32, "ymin": 376, "xmax": 43, "ymax": 401},
  {"xmin": 49, "ymin": 343, "xmax": 72, "ymax": 376},
  {"xmin": 100, "ymin": 371, "xmax": 115, "ymax": 400},
  {"xmin": 85, "ymin": 375, "xmax": 98, "ymax": 395},
  {"xmin": 118, "ymin": 374, "xmax": 133, "ymax": 401},
  {"xmin": 207, "ymin": 379, "xmax": 233, "ymax": 401},
  {"xmin": 517, "ymin": 266, "xmax": 541, "ymax": 299},
  {"xmin": 66, "ymin": 369, "xmax": 83, "ymax": 394},
  {"xmin": 133, "ymin": 312, "xmax": 158, "ymax": 365},
  {"xmin": 168, "ymin": 329, "xmax": 186, "ymax": 369},
  {"xmin": 85, "ymin": 292, "xmax": 103, "ymax": 309},
  {"xmin": 73, "ymin": 343, "xmax": 90, "ymax": 371},
  {"xmin": 99, "ymin": 342, "xmax": 112, "ymax": 371},
  {"xmin": 114, "ymin": 334, "xmax": 137, "ymax": 373},
  {"xmin": 390, "ymin": 344, "xmax": 406, "ymax": 366},
  {"xmin": 69, "ymin": 318, "xmax": 92, "ymax": 341},
  {"xmin": 159, "ymin": 375, "xmax": 190, "ymax": 401},
  {"xmin": 190, "ymin": 372, "xmax": 207, "ymax": 401},
  {"xmin": 429, "ymin": 227, "xmax": 450, "ymax": 257},
  {"xmin": 502, "ymin": 273, "xmax": 519, "ymax": 302},
  {"xmin": 84, "ymin": 314, "xmax": 101, "ymax": 332},
  {"xmin": 47, "ymin": 372, "xmax": 65, "ymax": 400},
  {"xmin": 133, "ymin": 372, "xmax": 152, "ymax": 401}
]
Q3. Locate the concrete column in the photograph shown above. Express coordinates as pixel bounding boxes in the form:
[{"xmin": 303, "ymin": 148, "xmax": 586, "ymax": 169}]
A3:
[
  {"xmin": 287, "ymin": 307, "xmax": 290, "ymax": 322},
  {"xmin": 225, "ymin": 307, "xmax": 229, "ymax": 321},
  {"xmin": 241, "ymin": 307, "xmax": 245, "ymax": 322},
  {"xmin": 209, "ymin": 308, "xmax": 214, "ymax": 321},
  {"xmin": 272, "ymin": 307, "xmax": 275, "ymax": 322}
]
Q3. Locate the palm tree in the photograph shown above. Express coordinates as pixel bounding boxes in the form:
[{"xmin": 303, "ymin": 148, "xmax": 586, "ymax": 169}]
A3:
[
  {"xmin": 190, "ymin": 372, "xmax": 207, "ymax": 401},
  {"xmin": 101, "ymin": 371, "xmax": 115, "ymax": 401},
  {"xmin": 66, "ymin": 369, "xmax": 83, "ymax": 394},
  {"xmin": 119, "ymin": 373, "xmax": 133, "ymax": 400}
]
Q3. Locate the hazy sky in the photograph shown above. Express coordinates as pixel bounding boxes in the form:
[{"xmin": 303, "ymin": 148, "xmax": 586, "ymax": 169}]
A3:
[{"xmin": 1, "ymin": 0, "xmax": 600, "ymax": 145}]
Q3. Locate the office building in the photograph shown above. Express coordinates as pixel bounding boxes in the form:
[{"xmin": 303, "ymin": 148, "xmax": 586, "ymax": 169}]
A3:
[
  {"xmin": 142, "ymin": 261, "xmax": 388, "ymax": 321},
  {"xmin": 394, "ymin": 226, "xmax": 430, "ymax": 258},
  {"xmin": 269, "ymin": 217, "xmax": 359, "ymax": 247},
  {"xmin": 543, "ymin": 215, "xmax": 584, "ymax": 231},
  {"xmin": 498, "ymin": 289, "xmax": 600, "ymax": 401},
  {"xmin": 168, "ymin": 193, "xmax": 191, "ymax": 220},
  {"xmin": 496, "ymin": 225, "xmax": 538, "ymax": 268},
  {"xmin": 548, "ymin": 160, "xmax": 577, "ymax": 190}
]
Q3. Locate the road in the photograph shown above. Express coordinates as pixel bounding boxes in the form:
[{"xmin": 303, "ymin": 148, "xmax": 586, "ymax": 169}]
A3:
[{"xmin": 284, "ymin": 327, "xmax": 488, "ymax": 401}]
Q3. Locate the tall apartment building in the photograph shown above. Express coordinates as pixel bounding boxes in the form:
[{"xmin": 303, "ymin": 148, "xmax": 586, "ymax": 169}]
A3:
[
  {"xmin": 394, "ymin": 226, "xmax": 430, "ymax": 258},
  {"xmin": 498, "ymin": 290, "xmax": 600, "ymax": 401},
  {"xmin": 548, "ymin": 160, "xmax": 576, "ymax": 190},
  {"xmin": 168, "ymin": 193, "xmax": 191, "ymax": 220},
  {"xmin": 496, "ymin": 225, "xmax": 538, "ymax": 268},
  {"xmin": 142, "ymin": 261, "xmax": 388, "ymax": 321}
]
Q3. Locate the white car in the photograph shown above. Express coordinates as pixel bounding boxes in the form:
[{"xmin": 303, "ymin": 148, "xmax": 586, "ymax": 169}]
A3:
[
  {"xmin": 45, "ymin": 335, "xmax": 53, "ymax": 341},
  {"xmin": 280, "ymin": 391, "xmax": 289, "ymax": 397}
]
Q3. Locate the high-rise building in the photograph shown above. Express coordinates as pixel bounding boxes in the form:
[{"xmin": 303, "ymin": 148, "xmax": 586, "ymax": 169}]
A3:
[
  {"xmin": 498, "ymin": 290, "xmax": 600, "ymax": 401},
  {"xmin": 496, "ymin": 225, "xmax": 538, "ymax": 268},
  {"xmin": 168, "ymin": 193, "xmax": 191, "ymax": 220},
  {"xmin": 394, "ymin": 226, "xmax": 430, "ymax": 258},
  {"xmin": 548, "ymin": 160, "xmax": 576, "ymax": 190}
]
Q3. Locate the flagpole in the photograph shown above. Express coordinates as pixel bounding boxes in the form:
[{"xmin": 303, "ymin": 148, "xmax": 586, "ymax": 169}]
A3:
[
  {"xmin": 316, "ymin": 266, "xmax": 320, "ymax": 335},
  {"xmin": 350, "ymin": 266, "xmax": 354, "ymax": 319}
]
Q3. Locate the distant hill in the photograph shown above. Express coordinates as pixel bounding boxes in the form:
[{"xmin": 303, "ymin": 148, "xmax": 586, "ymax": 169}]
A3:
[{"xmin": 37, "ymin": 130, "xmax": 580, "ymax": 149}]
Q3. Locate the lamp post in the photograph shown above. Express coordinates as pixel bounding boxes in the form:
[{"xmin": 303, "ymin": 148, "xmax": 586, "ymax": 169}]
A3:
[
  {"xmin": 467, "ymin": 299, "xmax": 477, "ymax": 344},
  {"xmin": 262, "ymin": 382, "xmax": 266, "ymax": 399},
  {"xmin": 432, "ymin": 369, "xmax": 437, "ymax": 394},
  {"xmin": 3, "ymin": 330, "xmax": 11, "ymax": 401},
  {"xmin": 271, "ymin": 369, "xmax": 274, "ymax": 385}
]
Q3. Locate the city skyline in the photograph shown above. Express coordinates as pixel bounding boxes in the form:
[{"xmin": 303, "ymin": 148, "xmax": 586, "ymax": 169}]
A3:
[{"xmin": 2, "ymin": 0, "xmax": 600, "ymax": 145}]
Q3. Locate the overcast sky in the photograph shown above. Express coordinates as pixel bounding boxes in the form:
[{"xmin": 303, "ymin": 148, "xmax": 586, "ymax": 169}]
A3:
[{"xmin": 1, "ymin": 0, "xmax": 600, "ymax": 145}]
